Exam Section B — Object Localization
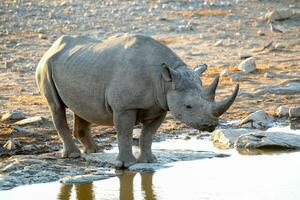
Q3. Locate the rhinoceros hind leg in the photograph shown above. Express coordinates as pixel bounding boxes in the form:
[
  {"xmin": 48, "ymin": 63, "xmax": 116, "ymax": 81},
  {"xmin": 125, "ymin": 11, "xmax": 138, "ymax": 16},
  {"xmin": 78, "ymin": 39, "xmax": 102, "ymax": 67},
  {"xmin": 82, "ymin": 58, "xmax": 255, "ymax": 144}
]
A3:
[
  {"xmin": 73, "ymin": 113, "xmax": 101, "ymax": 153},
  {"xmin": 137, "ymin": 113, "xmax": 166, "ymax": 163},
  {"xmin": 38, "ymin": 67, "xmax": 80, "ymax": 158},
  {"xmin": 114, "ymin": 111, "xmax": 137, "ymax": 168}
]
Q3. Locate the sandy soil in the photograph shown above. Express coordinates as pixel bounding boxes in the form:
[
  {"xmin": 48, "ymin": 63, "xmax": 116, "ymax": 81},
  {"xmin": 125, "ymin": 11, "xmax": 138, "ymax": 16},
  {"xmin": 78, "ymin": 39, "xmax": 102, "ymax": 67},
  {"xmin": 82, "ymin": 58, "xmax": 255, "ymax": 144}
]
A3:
[{"xmin": 0, "ymin": 0, "xmax": 300, "ymax": 159}]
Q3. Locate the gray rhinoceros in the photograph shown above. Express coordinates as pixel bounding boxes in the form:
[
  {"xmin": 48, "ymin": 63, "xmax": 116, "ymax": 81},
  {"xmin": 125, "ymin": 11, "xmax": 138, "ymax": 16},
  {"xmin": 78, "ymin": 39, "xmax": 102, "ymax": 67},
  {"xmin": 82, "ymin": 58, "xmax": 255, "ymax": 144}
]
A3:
[{"xmin": 36, "ymin": 34, "xmax": 238, "ymax": 168}]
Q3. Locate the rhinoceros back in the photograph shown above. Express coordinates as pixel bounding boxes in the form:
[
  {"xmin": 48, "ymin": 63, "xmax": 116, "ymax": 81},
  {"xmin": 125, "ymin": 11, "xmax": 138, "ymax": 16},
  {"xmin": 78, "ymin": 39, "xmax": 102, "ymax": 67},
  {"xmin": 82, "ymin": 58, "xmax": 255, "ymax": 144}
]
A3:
[{"xmin": 37, "ymin": 34, "xmax": 185, "ymax": 124}]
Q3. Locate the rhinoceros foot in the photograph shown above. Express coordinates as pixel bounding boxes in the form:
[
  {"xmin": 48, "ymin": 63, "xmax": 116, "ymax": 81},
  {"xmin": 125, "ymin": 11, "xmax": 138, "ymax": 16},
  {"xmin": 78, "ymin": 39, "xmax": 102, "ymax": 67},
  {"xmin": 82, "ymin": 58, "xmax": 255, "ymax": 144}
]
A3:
[
  {"xmin": 137, "ymin": 153, "xmax": 157, "ymax": 163},
  {"xmin": 62, "ymin": 147, "xmax": 81, "ymax": 158},
  {"xmin": 116, "ymin": 154, "xmax": 137, "ymax": 168}
]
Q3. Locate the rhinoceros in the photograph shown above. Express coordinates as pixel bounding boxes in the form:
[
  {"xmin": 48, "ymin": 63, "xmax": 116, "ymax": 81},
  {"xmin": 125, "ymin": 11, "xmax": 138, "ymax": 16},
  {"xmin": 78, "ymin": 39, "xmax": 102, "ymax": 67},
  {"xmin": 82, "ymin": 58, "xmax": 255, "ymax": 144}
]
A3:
[{"xmin": 36, "ymin": 34, "xmax": 238, "ymax": 168}]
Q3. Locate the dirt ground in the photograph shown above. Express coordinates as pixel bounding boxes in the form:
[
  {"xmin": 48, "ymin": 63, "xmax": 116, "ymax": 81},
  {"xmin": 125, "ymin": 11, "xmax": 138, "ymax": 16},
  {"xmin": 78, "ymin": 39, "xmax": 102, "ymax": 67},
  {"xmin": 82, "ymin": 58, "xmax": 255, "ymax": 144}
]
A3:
[{"xmin": 0, "ymin": 0, "xmax": 300, "ymax": 160}]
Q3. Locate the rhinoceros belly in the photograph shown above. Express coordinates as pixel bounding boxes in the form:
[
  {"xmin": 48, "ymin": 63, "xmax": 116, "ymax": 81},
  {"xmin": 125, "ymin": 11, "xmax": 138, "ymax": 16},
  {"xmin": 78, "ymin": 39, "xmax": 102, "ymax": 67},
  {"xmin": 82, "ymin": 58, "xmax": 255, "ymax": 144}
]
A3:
[{"xmin": 51, "ymin": 48, "xmax": 114, "ymax": 125}]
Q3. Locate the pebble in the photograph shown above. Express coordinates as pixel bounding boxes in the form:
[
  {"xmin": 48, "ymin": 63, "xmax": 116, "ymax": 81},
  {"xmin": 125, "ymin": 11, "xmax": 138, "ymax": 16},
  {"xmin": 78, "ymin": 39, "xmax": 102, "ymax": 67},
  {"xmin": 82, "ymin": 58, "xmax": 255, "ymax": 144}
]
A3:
[
  {"xmin": 38, "ymin": 34, "xmax": 47, "ymax": 39},
  {"xmin": 213, "ymin": 39, "xmax": 223, "ymax": 46},
  {"xmin": 264, "ymin": 72, "xmax": 274, "ymax": 78},
  {"xmin": 289, "ymin": 107, "xmax": 300, "ymax": 118},
  {"xmin": 238, "ymin": 57, "xmax": 256, "ymax": 74},
  {"xmin": 257, "ymin": 30, "xmax": 265, "ymax": 36},
  {"xmin": 238, "ymin": 51, "xmax": 252, "ymax": 60},
  {"xmin": 275, "ymin": 43, "xmax": 285, "ymax": 49},
  {"xmin": 230, "ymin": 72, "xmax": 243, "ymax": 82},
  {"xmin": 217, "ymin": 31, "xmax": 228, "ymax": 38},
  {"xmin": 5, "ymin": 61, "xmax": 13, "ymax": 69},
  {"xmin": 3, "ymin": 139, "xmax": 20, "ymax": 151},
  {"xmin": 276, "ymin": 106, "xmax": 290, "ymax": 117},
  {"xmin": 220, "ymin": 69, "xmax": 229, "ymax": 77},
  {"xmin": 1, "ymin": 110, "xmax": 25, "ymax": 123}
]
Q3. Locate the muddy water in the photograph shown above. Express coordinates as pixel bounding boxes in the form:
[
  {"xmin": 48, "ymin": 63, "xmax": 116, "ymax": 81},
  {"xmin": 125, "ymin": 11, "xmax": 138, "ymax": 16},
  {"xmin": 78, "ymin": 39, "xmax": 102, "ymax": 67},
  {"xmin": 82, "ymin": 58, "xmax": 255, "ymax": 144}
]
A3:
[{"xmin": 1, "ymin": 129, "xmax": 300, "ymax": 200}]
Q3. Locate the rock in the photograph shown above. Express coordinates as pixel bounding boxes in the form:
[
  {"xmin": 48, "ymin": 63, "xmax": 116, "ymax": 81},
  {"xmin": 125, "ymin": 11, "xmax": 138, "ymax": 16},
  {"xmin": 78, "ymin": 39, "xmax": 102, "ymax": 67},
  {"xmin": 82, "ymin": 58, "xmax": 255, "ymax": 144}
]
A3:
[
  {"xmin": 211, "ymin": 129, "xmax": 253, "ymax": 149},
  {"xmin": 217, "ymin": 31, "xmax": 228, "ymax": 38},
  {"xmin": 275, "ymin": 43, "xmax": 285, "ymax": 49},
  {"xmin": 3, "ymin": 139, "xmax": 20, "ymax": 151},
  {"xmin": 61, "ymin": 174, "xmax": 110, "ymax": 184},
  {"xmin": 129, "ymin": 163, "xmax": 164, "ymax": 172},
  {"xmin": 238, "ymin": 57, "xmax": 256, "ymax": 74},
  {"xmin": 257, "ymin": 30, "xmax": 265, "ymax": 36},
  {"xmin": 239, "ymin": 110, "xmax": 274, "ymax": 129},
  {"xmin": 238, "ymin": 51, "xmax": 252, "ymax": 60},
  {"xmin": 1, "ymin": 110, "xmax": 25, "ymax": 123},
  {"xmin": 290, "ymin": 118, "xmax": 300, "ymax": 130},
  {"xmin": 264, "ymin": 72, "xmax": 274, "ymax": 78},
  {"xmin": 230, "ymin": 72, "xmax": 243, "ymax": 82},
  {"xmin": 276, "ymin": 106, "xmax": 289, "ymax": 117},
  {"xmin": 4, "ymin": 61, "xmax": 13, "ymax": 69},
  {"xmin": 38, "ymin": 34, "xmax": 47, "ymax": 39},
  {"xmin": 213, "ymin": 39, "xmax": 223, "ymax": 46},
  {"xmin": 264, "ymin": 9, "xmax": 295, "ymax": 22},
  {"xmin": 12, "ymin": 126, "xmax": 43, "ymax": 137},
  {"xmin": 253, "ymin": 79, "xmax": 300, "ymax": 95},
  {"xmin": 289, "ymin": 107, "xmax": 300, "ymax": 118},
  {"xmin": 220, "ymin": 69, "xmax": 229, "ymax": 77},
  {"xmin": 235, "ymin": 131, "xmax": 300, "ymax": 150},
  {"xmin": 17, "ymin": 67, "xmax": 31, "ymax": 73},
  {"xmin": 14, "ymin": 116, "xmax": 47, "ymax": 126}
]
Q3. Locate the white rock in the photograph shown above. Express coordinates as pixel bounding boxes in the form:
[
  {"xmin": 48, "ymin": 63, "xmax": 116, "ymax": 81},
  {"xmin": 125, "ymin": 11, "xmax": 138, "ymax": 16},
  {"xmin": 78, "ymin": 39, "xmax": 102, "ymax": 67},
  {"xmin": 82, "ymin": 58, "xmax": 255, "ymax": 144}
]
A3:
[
  {"xmin": 238, "ymin": 57, "xmax": 256, "ymax": 74},
  {"xmin": 235, "ymin": 131, "xmax": 300, "ymax": 149},
  {"xmin": 213, "ymin": 39, "xmax": 223, "ymax": 46},
  {"xmin": 211, "ymin": 129, "xmax": 253, "ymax": 149},
  {"xmin": 275, "ymin": 43, "xmax": 285, "ymax": 49},
  {"xmin": 239, "ymin": 110, "xmax": 274, "ymax": 129},
  {"xmin": 3, "ymin": 139, "xmax": 20, "ymax": 151},
  {"xmin": 14, "ymin": 116, "xmax": 47, "ymax": 126},
  {"xmin": 289, "ymin": 107, "xmax": 300, "ymax": 118},
  {"xmin": 220, "ymin": 69, "xmax": 229, "ymax": 77},
  {"xmin": 264, "ymin": 9, "xmax": 295, "ymax": 22},
  {"xmin": 38, "ymin": 34, "xmax": 47, "ymax": 39},
  {"xmin": 238, "ymin": 51, "xmax": 252, "ymax": 60},
  {"xmin": 264, "ymin": 72, "xmax": 274, "ymax": 78},
  {"xmin": 276, "ymin": 106, "xmax": 289, "ymax": 117},
  {"xmin": 1, "ymin": 110, "xmax": 25, "ymax": 123}
]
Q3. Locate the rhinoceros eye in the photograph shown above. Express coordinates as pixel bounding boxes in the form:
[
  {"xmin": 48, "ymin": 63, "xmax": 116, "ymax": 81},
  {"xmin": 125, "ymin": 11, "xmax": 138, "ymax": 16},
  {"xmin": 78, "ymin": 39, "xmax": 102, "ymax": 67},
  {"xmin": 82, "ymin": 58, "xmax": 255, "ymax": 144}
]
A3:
[{"xmin": 185, "ymin": 105, "xmax": 192, "ymax": 109}]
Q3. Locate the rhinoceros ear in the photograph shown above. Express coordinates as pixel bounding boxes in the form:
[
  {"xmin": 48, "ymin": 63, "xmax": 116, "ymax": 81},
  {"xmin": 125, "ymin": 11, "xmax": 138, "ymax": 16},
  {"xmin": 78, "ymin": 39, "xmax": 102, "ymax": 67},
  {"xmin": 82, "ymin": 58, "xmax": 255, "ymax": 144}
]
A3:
[
  {"xmin": 193, "ymin": 64, "xmax": 207, "ymax": 76},
  {"xmin": 161, "ymin": 63, "xmax": 178, "ymax": 82}
]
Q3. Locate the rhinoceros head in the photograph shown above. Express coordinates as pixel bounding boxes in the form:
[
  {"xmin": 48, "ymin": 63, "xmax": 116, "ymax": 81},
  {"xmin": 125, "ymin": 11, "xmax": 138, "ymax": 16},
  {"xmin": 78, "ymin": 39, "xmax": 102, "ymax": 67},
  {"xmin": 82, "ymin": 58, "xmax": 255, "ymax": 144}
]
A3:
[{"xmin": 161, "ymin": 63, "xmax": 239, "ymax": 132}]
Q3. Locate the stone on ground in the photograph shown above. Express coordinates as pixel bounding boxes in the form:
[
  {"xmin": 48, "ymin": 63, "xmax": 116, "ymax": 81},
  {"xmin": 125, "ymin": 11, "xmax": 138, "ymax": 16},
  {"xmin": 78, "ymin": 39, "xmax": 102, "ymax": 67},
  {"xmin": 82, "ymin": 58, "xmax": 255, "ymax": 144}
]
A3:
[
  {"xmin": 239, "ymin": 110, "xmax": 274, "ymax": 129},
  {"xmin": 1, "ymin": 110, "xmax": 25, "ymax": 123},
  {"xmin": 238, "ymin": 57, "xmax": 256, "ymax": 74}
]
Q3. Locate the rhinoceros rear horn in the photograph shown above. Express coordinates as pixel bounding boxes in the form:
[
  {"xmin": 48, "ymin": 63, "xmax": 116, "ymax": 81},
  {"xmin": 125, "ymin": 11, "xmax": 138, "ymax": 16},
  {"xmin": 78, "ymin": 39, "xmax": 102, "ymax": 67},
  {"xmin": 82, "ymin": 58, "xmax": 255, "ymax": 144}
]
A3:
[
  {"xmin": 211, "ymin": 84, "xmax": 239, "ymax": 117},
  {"xmin": 201, "ymin": 75, "xmax": 220, "ymax": 101}
]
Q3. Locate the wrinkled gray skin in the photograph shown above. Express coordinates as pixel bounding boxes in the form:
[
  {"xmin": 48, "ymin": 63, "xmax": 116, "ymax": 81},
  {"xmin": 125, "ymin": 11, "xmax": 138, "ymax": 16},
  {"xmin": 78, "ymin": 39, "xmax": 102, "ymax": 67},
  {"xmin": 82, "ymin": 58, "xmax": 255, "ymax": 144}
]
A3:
[{"xmin": 36, "ymin": 34, "xmax": 239, "ymax": 168}]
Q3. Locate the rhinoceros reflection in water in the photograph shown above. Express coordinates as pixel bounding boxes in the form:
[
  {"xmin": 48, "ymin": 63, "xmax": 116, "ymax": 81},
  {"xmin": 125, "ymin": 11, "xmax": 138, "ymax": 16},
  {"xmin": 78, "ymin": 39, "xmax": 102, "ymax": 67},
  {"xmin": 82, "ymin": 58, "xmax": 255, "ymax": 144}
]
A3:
[
  {"xmin": 36, "ymin": 34, "xmax": 239, "ymax": 168},
  {"xmin": 57, "ymin": 172, "xmax": 156, "ymax": 200}
]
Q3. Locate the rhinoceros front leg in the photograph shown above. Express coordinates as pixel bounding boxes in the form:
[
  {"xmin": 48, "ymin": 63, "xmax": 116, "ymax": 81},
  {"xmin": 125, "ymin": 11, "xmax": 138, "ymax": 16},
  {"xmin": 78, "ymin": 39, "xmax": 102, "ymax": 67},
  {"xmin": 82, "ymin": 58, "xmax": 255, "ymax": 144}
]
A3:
[
  {"xmin": 73, "ymin": 113, "xmax": 100, "ymax": 153},
  {"xmin": 137, "ymin": 113, "xmax": 166, "ymax": 163},
  {"xmin": 114, "ymin": 111, "xmax": 137, "ymax": 168}
]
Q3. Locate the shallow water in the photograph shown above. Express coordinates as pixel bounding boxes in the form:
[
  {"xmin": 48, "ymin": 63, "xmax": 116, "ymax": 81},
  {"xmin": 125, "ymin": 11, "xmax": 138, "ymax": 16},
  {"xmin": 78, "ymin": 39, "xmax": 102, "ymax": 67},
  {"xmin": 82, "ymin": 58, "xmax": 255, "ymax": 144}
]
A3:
[{"xmin": 1, "ymin": 127, "xmax": 300, "ymax": 200}]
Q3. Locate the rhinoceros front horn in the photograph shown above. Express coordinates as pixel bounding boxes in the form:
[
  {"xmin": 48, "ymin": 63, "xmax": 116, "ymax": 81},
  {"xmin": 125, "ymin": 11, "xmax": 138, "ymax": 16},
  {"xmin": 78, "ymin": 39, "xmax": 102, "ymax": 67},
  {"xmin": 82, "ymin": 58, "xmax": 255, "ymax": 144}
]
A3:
[{"xmin": 211, "ymin": 84, "xmax": 239, "ymax": 117}]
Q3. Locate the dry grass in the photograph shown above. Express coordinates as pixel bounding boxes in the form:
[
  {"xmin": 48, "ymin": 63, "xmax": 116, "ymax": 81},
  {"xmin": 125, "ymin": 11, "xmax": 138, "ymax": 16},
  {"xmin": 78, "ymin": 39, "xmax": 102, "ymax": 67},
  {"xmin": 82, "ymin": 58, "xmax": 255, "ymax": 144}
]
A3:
[{"xmin": 179, "ymin": 9, "xmax": 230, "ymax": 18}]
